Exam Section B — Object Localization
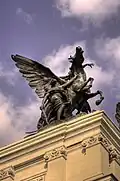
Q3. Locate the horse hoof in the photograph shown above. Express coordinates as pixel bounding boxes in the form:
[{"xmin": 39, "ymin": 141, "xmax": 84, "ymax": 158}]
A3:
[{"xmin": 89, "ymin": 77, "xmax": 94, "ymax": 81}]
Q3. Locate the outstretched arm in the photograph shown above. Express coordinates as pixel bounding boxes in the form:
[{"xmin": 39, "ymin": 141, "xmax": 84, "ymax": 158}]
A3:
[
  {"xmin": 60, "ymin": 74, "xmax": 77, "ymax": 89},
  {"xmin": 68, "ymin": 55, "xmax": 75, "ymax": 60},
  {"xmin": 83, "ymin": 63, "xmax": 94, "ymax": 68},
  {"xmin": 48, "ymin": 74, "xmax": 78, "ymax": 94}
]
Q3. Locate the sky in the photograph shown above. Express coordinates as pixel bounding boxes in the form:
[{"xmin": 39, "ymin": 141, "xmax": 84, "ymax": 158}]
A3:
[{"xmin": 0, "ymin": 0, "xmax": 120, "ymax": 147}]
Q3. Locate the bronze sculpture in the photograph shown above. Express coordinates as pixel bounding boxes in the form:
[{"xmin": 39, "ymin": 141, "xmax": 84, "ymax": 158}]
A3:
[{"xmin": 11, "ymin": 46, "xmax": 104, "ymax": 132}]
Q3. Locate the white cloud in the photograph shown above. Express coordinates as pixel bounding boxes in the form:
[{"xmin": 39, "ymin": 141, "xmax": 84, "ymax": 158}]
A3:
[
  {"xmin": 95, "ymin": 36, "xmax": 120, "ymax": 98},
  {"xmin": 56, "ymin": 0, "xmax": 120, "ymax": 25},
  {"xmin": 44, "ymin": 41, "xmax": 86, "ymax": 76},
  {"xmin": 95, "ymin": 37, "xmax": 120, "ymax": 68},
  {"xmin": 0, "ymin": 91, "xmax": 40, "ymax": 147},
  {"xmin": 85, "ymin": 58, "xmax": 114, "ymax": 90},
  {"xmin": 0, "ymin": 63, "xmax": 18, "ymax": 85},
  {"xmin": 0, "ymin": 59, "xmax": 41, "ymax": 147},
  {"xmin": 16, "ymin": 8, "xmax": 34, "ymax": 24}
]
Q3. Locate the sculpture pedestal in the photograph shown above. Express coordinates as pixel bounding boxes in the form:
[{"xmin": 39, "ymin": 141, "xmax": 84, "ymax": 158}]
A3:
[{"xmin": 0, "ymin": 111, "xmax": 120, "ymax": 181}]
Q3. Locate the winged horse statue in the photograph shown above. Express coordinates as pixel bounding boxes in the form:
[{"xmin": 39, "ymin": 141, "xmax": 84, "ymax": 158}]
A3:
[{"xmin": 11, "ymin": 46, "xmax": 104, "ymax": 133}]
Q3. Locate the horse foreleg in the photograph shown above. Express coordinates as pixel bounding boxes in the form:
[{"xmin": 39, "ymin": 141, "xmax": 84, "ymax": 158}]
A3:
[
  {"xmin": 85, "ymin": 91, "xmax": 99, "ymax": 100},
  {"xmin": 85, "ymin": 90, "xmax": 104, "ymax": 105},
  {"xmin": 95, "ymin": 91, "xmax": 104, "ymax": 105}
]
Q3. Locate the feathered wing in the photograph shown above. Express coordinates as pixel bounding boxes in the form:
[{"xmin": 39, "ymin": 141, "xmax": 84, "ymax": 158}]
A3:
[
  {"xmin": 11, "ymin": 54, "xmax": 61, "ymax": 98},
  {"xmin": 115, "ymin": 102, "xmax": 120, "ymax": 124}
]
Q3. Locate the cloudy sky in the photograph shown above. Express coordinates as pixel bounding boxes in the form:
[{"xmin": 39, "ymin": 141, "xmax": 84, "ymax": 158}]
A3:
[{"xmin": 0, "ymin": 0, "xmax": 120, "ymax": 147}]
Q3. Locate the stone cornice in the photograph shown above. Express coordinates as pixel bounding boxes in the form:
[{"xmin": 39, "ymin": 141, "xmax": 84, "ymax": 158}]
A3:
[
  {"xmin": 0, "ymin": 111, "xmax": 120, "ymax": 164},
  {"xmin": 80, "ymin": 133, "xmax": 120, "ymax": 165}
]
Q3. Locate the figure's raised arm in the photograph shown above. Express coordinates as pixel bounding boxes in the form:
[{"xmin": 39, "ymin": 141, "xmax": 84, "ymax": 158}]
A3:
[{"xmin": 82, "ymin": 63, "xmax": 94, "ymax": 68}]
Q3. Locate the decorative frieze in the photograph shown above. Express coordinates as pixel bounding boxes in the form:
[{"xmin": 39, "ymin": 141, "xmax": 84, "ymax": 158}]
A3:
[
  {"xmin": 44, "ymin": 145, "xmax": 67, "ymax": 168},
  {"xmin": 81, "ymin": 134, "xmax": 111, "ymax": 154},
  {"xmin": 97, "ymin": 134, "xmax": 110, "ymax": 148},
  {"xmin": 81, "ymin": 134, "xmax": 120, "ymax": 164},
  {"xmin": 0, "ymin": 166, "xmax": 15, "ymax": 180},
  {"xmin": 43, "ymin": 146, "xmax": 67, "ymax": 169},
  {"xmin": 109, "ymin": 147, "xmax": 120, "ymax": 164}
]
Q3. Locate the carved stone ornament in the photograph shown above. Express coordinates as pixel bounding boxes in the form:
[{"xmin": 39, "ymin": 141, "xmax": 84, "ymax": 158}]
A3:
[
  {"xmin": 108, "ymin": 147, "xmax": 120, "ymax": 164},
  {"xmin": 44, "ymin": 146, "xmax": 67, "ymax": 163},
  {"xmin": 0, "ymin": 166, "xmax": 15, "ymax": 180},
  {"xmin": 81, "ymin": 136, "xmax": 98, "ymax": 155},
  {"xmin": 81, "ymin": 134, "xmax": 120, "ymax": 164}
]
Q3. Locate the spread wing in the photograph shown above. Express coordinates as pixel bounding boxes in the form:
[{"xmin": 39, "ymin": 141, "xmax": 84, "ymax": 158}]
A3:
[
  {"xmin": 11, "ymin": 54, "xmax": 62, "ymax": 98},
  {"xmin": 115, "ymin": 102, "xmax": 120, "ymax": 124}
]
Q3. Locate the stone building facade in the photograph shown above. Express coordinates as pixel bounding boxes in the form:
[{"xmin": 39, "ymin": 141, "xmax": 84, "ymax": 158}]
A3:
[{"xmin": 0, "ymin": 110, "xmax": 120, "ymax": 181}]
